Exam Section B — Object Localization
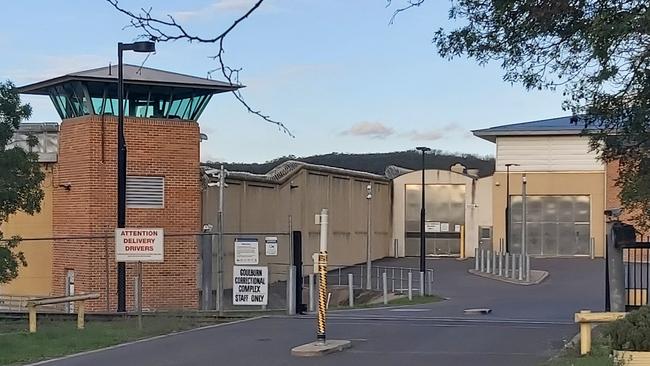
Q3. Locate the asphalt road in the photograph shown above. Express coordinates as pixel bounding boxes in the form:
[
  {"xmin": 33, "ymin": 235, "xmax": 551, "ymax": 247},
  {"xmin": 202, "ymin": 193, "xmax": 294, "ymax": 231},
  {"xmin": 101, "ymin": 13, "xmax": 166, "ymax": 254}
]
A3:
[{"xmin": 32, "ymin": 258, "xmax": 604, "ymax": 366}]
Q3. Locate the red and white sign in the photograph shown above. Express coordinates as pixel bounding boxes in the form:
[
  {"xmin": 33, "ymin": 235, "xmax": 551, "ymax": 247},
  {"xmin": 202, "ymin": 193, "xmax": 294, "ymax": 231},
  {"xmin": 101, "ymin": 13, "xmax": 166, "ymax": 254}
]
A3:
[{"xmin": 115, "ymin": 228, "xmax": 164, "ymax": 262}]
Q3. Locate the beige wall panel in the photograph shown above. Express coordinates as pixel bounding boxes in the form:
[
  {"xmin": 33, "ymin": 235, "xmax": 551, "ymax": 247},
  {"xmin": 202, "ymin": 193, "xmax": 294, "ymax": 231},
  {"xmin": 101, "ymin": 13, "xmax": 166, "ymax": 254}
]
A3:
[
  {"xmin": 1, "ymin": 168, "xmax": 54, "ymax": 296},
  {"xmin": 496, "ymin": 136, "xmax": 604, "ymax": 172}
]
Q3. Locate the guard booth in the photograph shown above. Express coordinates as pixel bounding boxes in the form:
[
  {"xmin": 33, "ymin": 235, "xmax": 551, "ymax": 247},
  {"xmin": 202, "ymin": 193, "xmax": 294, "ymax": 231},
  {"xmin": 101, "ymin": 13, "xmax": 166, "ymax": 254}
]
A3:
[{"xmin": 16, "ymin": 64, "xmax": 239, "ymax": 311}]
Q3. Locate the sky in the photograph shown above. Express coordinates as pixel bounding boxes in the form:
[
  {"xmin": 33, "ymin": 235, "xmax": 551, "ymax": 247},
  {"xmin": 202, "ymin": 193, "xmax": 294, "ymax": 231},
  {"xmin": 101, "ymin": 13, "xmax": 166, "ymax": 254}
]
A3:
[{"xmin": 0, "ymin": 0, "xmax": 568, "ymax": 163}]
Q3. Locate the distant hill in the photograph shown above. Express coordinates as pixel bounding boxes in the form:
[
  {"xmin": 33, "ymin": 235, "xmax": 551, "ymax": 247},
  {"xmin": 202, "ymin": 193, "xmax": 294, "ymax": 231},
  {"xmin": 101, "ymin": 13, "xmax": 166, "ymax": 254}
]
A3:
[{"xmin": 213, "ymin": 150, "xmax": 495, "ymax": 178}]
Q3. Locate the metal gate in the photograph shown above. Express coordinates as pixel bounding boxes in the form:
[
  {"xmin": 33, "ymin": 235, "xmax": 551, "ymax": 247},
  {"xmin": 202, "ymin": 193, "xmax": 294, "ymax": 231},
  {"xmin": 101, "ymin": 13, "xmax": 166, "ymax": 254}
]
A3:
[{"xmin": 623, "ymin": 244, "xmax": 650, "ymax": 310}]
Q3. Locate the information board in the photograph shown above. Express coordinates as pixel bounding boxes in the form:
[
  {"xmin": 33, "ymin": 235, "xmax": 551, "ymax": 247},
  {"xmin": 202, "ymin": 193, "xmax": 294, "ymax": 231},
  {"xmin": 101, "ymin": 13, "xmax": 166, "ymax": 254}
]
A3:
[
  {"xmin": 235, "ymin": 239, "xmax": 259, "ymax": 265},
  {"xmin": 265, "ymin": 237, "xmax": 278, "ymax": 256}
]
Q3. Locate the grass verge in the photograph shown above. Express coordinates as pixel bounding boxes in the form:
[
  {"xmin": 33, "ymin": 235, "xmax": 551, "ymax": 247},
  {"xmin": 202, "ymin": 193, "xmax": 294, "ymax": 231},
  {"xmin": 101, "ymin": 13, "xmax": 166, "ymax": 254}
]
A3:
[
  {"xmin": 0, "ymin": 315, "xmax": 229, "ymax": 365},
  {"xmin": 543, "ymin": 331, "xmax": 612, "ymax": 366}
]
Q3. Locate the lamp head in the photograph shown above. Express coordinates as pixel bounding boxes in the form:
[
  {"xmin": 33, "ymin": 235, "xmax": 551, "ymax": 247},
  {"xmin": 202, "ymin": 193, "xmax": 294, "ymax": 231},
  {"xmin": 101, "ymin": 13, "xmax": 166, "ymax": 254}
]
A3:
[
  {"xmin": 415, "ymin": 146, "xmax": 431, "ymax": 152},
  {"xmin": 131, "ymin": 41, "xmax": 156, "ymax": 53}
]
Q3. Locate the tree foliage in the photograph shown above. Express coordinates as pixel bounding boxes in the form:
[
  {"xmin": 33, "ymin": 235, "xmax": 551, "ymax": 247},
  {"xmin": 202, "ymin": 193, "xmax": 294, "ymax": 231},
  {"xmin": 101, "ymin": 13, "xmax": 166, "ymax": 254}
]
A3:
[
  {"xmin": 0, "ymin": 80, "xmax": 44, "ymax": 284},
  {"xmin": 416, "ymin": 0, "xmax": 650, "ymax": 227}
]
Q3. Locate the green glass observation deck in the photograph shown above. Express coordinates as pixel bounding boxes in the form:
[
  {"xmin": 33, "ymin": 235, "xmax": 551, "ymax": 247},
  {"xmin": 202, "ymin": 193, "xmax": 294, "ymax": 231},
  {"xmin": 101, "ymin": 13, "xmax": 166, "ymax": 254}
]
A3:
[{"xmin": 16, "ymin": 64, "xmax": 240, "ymax": 121}]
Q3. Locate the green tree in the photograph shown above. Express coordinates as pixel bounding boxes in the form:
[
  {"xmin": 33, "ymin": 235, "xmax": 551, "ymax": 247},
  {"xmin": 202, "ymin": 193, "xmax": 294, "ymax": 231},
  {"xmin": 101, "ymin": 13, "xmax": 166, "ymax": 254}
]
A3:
[
  {"xmin": 0, "ymin": 80, "xmax": 44, "ymax": 283},
  {"xmin": 399, "ymin": 0, "xmax": 650, "ymax": 227}
]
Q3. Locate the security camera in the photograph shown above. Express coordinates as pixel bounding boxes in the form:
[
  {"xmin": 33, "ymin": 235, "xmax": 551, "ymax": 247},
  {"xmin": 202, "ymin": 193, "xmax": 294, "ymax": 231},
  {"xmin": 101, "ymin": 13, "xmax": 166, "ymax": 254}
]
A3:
[
  {"xmin": 59, "ymin": 183, "xmax": 72, "ymax": 191},
  {"xmin": 204, "ymin": 169, "xmax": 220, "ymax": 175},
  {"xmin": 604, "ymin": 208, "xmax": 623, "ymax": 218},
  {"xmin": 202, "ymin": 224, "xmax": 214, "ymax": 232}
]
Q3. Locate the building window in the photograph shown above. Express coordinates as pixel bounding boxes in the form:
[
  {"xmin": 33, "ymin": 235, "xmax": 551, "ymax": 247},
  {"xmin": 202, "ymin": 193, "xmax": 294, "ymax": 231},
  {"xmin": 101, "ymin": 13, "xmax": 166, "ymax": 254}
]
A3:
[{"xmin": 126, "ymin": 176, "xmax": 164, "ymax": 208}]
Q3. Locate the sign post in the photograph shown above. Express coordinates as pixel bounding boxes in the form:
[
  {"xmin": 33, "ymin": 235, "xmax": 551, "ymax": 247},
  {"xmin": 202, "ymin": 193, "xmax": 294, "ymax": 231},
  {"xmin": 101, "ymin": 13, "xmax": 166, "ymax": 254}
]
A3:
[{"xmin": 114, "ymin": 228, "xmax": 164, "ymax": 328}]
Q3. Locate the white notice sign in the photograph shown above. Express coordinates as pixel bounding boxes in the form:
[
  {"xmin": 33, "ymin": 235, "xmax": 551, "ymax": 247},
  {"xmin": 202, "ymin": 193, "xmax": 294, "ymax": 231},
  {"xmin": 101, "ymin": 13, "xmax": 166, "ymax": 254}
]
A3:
[
  {"xmin": 425, "ymin": 222, "xmax": 441, "ymax": 233},
  {"xmin": 235, "ymin": 239, "xmax": 259, "ymax": 265},
  {"xmin": 441, "ymin": 222, "xmax": 450, "ymax": 232},
  {"xmin": 233, "ymin": 266, "xmax": 268, "ymax": 305},
  {"xmin": 115, "ymin": 228, "xmax": 164, "ymax": 262},
  {"xmin": 265, "ymin": 237, "xmax": 278, "ymax": 256},
  {"xmin": 454, "ymin": 224, "xmax": 461, "ymax": 233}
]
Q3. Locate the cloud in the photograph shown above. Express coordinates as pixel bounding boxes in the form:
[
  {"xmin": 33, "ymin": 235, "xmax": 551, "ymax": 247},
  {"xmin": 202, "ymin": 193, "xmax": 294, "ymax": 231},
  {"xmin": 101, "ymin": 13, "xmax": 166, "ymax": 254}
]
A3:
[
  {"xmin": 8, "ymin": 54, "xmax": 111, "ymax": 84},
  {"xmin": 172, "ymin": 0, "xmax": 263, "ymax": 22},
  {"xmin": 340, "ymin": 121, "xmax": 395, "ymax": 139},
  {"xmin": 402, "ymin": 130, "xmax": 444, "ymax": 141}
]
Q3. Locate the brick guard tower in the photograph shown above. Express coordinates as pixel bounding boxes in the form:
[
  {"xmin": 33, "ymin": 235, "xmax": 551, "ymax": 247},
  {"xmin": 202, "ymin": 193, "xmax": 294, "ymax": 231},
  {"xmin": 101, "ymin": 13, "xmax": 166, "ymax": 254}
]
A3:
[{"xmin": 17, "ymin": 65, "xmax": 237, "ymax": 311}]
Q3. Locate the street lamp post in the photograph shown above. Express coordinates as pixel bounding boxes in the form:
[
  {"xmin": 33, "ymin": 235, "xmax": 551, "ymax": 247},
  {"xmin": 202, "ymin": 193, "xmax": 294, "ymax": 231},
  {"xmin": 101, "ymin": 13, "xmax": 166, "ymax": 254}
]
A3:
[
  {"xmin": 416, "ymin": 147, "xmax": 431, "ymax": 274},
  {"xmin": 504, "ymin": 163, "xmax": 519, "ymax": 253},
  {"xmin": 365, "ymin": 184, "xmax": 372, "ymax": 290},
  {"xmin": 116, "ymin": 41, "xmax": 156, "ymax": 313}
]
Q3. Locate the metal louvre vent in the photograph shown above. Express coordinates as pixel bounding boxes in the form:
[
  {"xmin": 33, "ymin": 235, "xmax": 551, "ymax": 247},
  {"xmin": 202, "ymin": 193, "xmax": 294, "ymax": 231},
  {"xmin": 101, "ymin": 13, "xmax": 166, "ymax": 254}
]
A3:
[{"xmin": 126, "ymin": 176, "xmax": 164, "ymax": 208}]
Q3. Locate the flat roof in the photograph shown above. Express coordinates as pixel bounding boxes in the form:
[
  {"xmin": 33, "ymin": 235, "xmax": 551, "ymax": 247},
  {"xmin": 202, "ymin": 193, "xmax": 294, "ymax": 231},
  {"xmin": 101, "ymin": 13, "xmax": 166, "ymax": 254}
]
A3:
[
  {"xmin": 16, "ymin": 64, "xmax": 241, "ymax": 95},
  {"xmin": 472, "ymin": 115, "xmax": 600, "ymax": 142}
]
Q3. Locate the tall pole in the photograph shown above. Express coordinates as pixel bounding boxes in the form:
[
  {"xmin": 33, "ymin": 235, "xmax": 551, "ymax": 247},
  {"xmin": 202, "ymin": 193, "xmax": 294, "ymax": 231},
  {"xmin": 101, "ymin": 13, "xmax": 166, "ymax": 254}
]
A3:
[
  {"xmin": 116, "ymin": 43, "xmax": 127, "ymax": 313},
  {"xmin": 366, "ymin": 184, "xmax": 372, "ymax": 290},
  {"xmin": 420, "ymin": 151, "xmax": 426, "ymax": 272},
  {"xmin": 217, "ymin": 165, "xmax": 225, "ymax": 315},
  {"xmin": 522, "ymin": 174, "xmax": 527, "ymax": 259},
  {"xmin": 505, "ymin": 164, "xmax": 510, "ymax": 253},
  {"xmin": 317, "ymin": 209, "xmax": 328, "ymax": 344}
]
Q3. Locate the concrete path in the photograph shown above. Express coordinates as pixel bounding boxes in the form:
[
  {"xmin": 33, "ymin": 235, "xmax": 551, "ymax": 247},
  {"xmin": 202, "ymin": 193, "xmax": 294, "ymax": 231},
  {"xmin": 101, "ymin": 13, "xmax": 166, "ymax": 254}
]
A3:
[{"xmin": 34, "ymin": 258, "xmax": 604, "ymax": 366}]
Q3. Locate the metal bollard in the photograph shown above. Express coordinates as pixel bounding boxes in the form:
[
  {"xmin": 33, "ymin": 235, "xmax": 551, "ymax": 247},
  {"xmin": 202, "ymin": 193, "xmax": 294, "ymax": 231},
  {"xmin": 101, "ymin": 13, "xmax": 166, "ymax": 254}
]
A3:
[
  {"xmin": 376, "ymin": 267, "xmax": 380, "ymax": 290},
  {"xmin": 408, "ymin": 272, "xmax": 413, "ymax": 301},
  {"xmin": 383, "ymin": 272, "xmax": 388, "ymax": 305},
  {"xmin": 518, "ymin": 254, "xmax": 524, "ymax": 281},
  {"xmin": 492, "ymin": 250, "xmax": 497, "ymax": 275},
  {"xmin": 498, "ymin": 252, "xmax": 503, "ymax": 276},
  {"xmin": 392, "ymin": 268, "xmax": 395, "ymax": 293},
  {"xmin": 360, "ymin": 266, "xmax": 364, "ymax": 289},
  {"xmin": 309, "ymin": 274, "xmax": 315, "ymax": 312},
  {"xmin": 348, "ymin": 273, "xmax": 354, "ymax": 307},
  {"xmin": 525, "ymin": 255, "xmax": 531, "ymax": 282},
  {"xmin": 419, "ymin": 271, "xmax": 425, "ymax": 296},
  {"xmin": 505, "ymin": 253, "xmax": 510, "ymax": 278},
  {"xmin": 486, "ymin": 250, "xmax": 491, "ymax": 273},
  {"xmin": 480, "ymin": 249, "xmax": 485, "ymax": 272},
  {"xmin": 511, "ymin": 254, "xmax": 517, "ymax": 280},
  {"xmin": 475, "ymin": 248, "xmax": 479, "ymax": 270}
]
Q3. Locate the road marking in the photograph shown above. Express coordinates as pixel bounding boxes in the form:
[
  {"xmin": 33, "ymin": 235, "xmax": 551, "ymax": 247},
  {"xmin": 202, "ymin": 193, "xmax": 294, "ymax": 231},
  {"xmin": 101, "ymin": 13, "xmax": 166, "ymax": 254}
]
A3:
[
  {"xmin": 348, "ymin": 349, "xmax": 536, "ymax": 356},
  {"xmin": 326, "ymin": 321, "xmax": 556, "ymax": 329},
  {"xmin": 24, "ymin": 316, "xmax": 266, "ymax": 365},
  {"xmin": 389, "ymin": 308, "xmax": 430, "ymax": 312}
]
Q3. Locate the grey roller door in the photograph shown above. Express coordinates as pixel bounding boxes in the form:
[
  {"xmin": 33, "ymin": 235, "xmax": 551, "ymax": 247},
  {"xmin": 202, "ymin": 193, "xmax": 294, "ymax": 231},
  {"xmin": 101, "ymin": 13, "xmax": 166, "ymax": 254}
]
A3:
[{"xmin": 511, "ymin": 195, "xmax": 590, "ymax": 256}]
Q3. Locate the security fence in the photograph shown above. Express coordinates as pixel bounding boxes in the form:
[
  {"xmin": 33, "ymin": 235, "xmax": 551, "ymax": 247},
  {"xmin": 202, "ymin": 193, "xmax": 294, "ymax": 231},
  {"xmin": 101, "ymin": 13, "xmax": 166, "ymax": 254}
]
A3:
[{"xmin": 623, "ymin": 244, "xmax": 650, "ymax": 310}]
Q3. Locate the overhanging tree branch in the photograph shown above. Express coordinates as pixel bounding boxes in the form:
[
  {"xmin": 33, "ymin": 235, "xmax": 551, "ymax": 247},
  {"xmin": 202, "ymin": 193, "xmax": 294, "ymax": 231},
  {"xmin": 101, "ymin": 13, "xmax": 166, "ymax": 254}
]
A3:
[{"xmin": 106, "ymin": 0, "xmax": 294, "ymax": 137}]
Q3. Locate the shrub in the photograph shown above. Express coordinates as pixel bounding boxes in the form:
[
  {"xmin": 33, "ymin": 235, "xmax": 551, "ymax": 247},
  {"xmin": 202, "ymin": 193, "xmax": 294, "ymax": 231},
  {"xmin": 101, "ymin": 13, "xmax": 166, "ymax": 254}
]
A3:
[{"xmin": 607, "ymin": 306, "xmax": 650, "ymax": 351}]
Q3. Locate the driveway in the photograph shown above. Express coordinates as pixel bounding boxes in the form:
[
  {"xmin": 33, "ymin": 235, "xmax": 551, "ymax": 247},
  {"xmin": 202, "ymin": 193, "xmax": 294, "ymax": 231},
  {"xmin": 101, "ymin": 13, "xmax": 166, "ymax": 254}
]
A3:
[{"xmin": 33, "ymin": 258, "xmax": 604, "ymax": 366}]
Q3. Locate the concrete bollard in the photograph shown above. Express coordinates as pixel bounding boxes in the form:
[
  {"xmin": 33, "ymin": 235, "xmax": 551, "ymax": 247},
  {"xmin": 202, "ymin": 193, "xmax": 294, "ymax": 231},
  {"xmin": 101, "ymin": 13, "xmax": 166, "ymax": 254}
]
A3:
[
  {"xmin": 505, "ymin": 253, "xmax": 510, "ymax": 278},
  {"xmin": 408, "ymin": 272, "xmax": 413, "ymax": 301},
  {"xmin": 475, "ymin": 248, "xmax": 479, "ymax": 271},
  {"xmin": 518, "ymin": 254, "xmax": 524, "ymax": 281},
  {"xmin": 348, "ymin": 273, "xmax": 354, "ymax": 307},
  {"xmin": 309, "ymin": 274, "xmax": 315, "ymax": 312},
  {"xmin": 511, "ymin": 254, "xmax": 517, "ymax": 280},
  {"xmin": 492, "ymin": 251, "xmax": 497, "ymax": 275},
  {"xmin": 383, "ymin": 272, "xmax": 388, "ymax": 305}
]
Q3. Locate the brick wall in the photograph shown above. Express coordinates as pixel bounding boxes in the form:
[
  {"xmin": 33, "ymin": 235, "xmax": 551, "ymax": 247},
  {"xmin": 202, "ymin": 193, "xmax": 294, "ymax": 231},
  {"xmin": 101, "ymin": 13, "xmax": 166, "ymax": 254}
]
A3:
[
  {"xmin": 52, "ymin": 115, "xmax": 200, "ymax": 311},
  {"xmin": 606, "ymin": 160, "xmax": 650, "ymax": 238}
]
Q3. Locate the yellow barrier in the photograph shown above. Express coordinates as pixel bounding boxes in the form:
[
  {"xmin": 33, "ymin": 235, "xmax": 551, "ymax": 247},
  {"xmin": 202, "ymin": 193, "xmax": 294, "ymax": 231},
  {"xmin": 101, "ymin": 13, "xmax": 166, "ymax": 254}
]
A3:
[{"xmin": 574, "ymin": 310, "xmax": 627, "ymax": 355}]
